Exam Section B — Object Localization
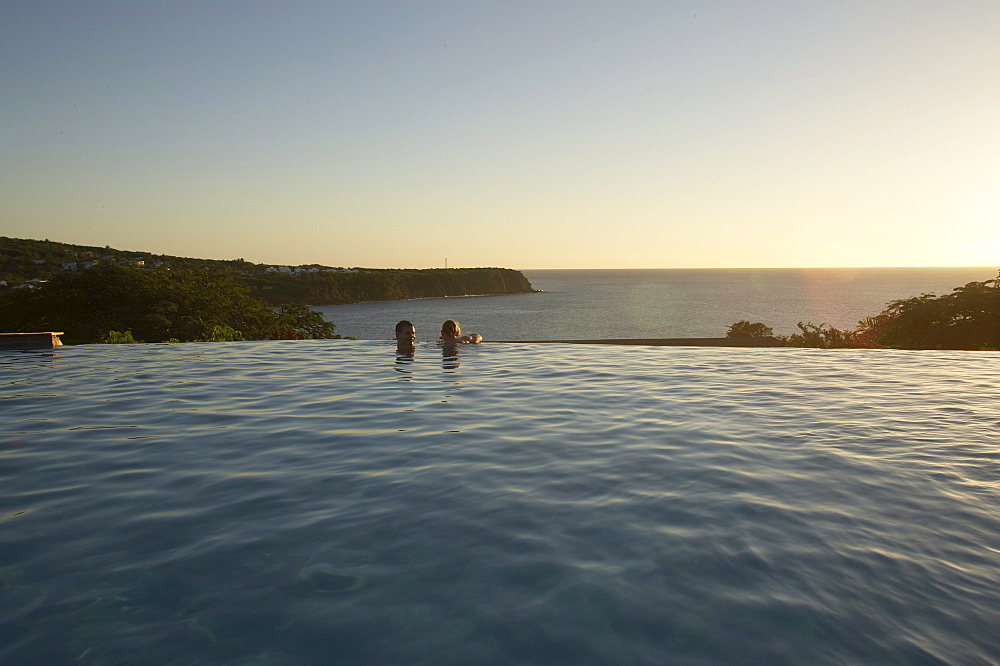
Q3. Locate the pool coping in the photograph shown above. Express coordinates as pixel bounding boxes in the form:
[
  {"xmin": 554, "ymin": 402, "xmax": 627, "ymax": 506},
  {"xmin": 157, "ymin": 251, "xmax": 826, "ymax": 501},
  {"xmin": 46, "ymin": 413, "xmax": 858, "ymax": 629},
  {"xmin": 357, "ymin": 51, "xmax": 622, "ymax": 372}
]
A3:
[
  {"xmin": 489, "ymin": 337, "xmax": 782, "ymax": 347},
  {"xmin": 0, "ymin": 332, "xmax": 65, "ymax": 350}
]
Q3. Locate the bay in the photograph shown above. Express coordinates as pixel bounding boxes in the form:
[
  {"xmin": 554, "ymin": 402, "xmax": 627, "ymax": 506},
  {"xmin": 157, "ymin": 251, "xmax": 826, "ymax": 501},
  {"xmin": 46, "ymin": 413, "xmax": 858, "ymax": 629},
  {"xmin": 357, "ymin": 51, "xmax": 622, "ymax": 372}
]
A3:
[{"xmin": 314, "ymin": 267, "xmax": 997, "ymax": 342}]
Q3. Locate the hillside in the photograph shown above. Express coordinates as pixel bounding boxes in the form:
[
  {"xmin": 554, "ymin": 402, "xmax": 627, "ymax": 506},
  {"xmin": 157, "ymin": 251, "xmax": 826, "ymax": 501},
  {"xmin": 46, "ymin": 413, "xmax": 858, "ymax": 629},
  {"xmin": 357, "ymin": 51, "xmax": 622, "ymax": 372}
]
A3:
[{"xmin": 0, "ymin": 236, "xmax": 536, "ymax": 304}]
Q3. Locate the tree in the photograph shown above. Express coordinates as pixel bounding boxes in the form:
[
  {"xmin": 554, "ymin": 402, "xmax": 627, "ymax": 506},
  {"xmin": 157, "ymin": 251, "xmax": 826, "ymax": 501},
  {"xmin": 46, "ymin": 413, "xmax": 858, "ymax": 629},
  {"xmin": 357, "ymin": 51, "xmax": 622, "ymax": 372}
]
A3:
[
  {"xmin": 782, "ymin": 322, "xmax": 862, "ymax": 349},
  {"xmin": 0, "ymin": 264, "xmax": 341, "ymax": 343},
  {"xmin": 855, "ymin": 273, "xmax": 999, "ymax": 350},
  {"xmin": 722, "ymin": 271, "xmax": 999, "ymax": 350},
  {"xmin": 726, "ymin": 321, "xmax": 774, "ymax": 338},
  {"xmin": 272, "ymin": 304, "xmax": 337, "ymax": 339}
]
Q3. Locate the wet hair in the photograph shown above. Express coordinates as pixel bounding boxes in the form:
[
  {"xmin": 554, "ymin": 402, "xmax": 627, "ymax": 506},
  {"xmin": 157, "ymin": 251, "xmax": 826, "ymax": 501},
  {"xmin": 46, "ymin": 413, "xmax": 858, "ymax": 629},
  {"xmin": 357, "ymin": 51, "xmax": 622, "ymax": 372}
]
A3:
[
  {"xmin": 395, "ymin": 320, "xmax": 414, "ymax": 336},
  {"xmin": 441, "ymin": 319, "xmax": 460, "ymax": 337}
]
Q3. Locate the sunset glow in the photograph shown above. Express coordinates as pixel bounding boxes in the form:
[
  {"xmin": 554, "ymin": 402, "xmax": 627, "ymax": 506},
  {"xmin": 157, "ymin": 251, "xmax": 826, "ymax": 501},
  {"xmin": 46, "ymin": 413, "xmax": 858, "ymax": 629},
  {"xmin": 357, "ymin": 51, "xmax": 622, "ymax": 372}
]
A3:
[{"xmin": 3, "ymin": 1, "xmax": 998, "ymax": 269}]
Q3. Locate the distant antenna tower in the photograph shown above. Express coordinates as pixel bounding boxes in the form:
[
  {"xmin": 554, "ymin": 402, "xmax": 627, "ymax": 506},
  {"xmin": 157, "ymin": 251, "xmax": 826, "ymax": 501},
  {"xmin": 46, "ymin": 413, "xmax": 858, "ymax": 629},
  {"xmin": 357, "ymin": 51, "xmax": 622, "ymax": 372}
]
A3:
[{"xmin": 445, "ymin": 257, "xmax": 448, "ymax": 269}]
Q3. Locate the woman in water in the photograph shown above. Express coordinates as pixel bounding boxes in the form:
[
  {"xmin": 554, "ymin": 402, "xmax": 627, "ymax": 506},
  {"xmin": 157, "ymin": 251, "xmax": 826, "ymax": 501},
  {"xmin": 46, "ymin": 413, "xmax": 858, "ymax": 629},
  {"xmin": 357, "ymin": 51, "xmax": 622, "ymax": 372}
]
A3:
[{"xmin": 439, "ymin": 319, "xmax": 482, "ymax": 344}]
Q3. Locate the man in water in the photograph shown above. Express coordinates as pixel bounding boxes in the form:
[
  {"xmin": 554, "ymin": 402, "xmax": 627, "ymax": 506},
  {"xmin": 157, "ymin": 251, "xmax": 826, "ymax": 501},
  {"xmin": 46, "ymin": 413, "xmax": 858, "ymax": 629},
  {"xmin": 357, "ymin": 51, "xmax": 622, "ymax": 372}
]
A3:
[
  {"xmin": 439, "ymin": 319, "xmax": 482, "ymax": 344},
  {"xmin": 395, "ymin": 320, "xmax": 416, "ymax": 350}
]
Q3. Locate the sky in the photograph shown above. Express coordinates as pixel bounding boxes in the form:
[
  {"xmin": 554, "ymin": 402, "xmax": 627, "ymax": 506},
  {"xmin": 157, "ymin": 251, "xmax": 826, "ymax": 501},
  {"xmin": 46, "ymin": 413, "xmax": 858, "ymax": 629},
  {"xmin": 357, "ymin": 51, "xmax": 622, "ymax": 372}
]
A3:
[{"xmin": 2, "ymin": 1, "xmax": 998, "ymax": 269}]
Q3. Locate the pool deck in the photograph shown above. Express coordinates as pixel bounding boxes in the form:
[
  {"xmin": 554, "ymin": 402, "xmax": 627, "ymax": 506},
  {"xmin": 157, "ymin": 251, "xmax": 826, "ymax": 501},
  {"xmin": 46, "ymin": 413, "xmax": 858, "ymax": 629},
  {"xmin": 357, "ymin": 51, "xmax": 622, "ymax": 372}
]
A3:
[
  {"xmin": 0, "ymin": 332, "xmax": 65, "ymax": 350},
  {"xmin": 491, "ymin": 337, "xmax": 782, "ymax": 347}
]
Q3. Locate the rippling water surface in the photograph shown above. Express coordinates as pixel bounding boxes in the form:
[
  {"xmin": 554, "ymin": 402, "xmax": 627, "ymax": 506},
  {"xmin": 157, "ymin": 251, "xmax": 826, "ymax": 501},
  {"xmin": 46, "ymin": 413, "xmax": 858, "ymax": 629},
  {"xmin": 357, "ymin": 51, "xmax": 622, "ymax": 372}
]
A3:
[{"xmin": 2, "ymin": 341, "xmax": 998, "ymax": 663}]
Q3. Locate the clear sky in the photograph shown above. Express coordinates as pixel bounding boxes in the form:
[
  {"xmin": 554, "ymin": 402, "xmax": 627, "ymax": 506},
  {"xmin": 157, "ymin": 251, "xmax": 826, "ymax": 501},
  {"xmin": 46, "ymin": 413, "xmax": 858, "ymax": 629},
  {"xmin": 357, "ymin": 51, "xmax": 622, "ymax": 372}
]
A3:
[{"xmin": 2, "ymin": 1, "xmax": 998, "ymax": 269}]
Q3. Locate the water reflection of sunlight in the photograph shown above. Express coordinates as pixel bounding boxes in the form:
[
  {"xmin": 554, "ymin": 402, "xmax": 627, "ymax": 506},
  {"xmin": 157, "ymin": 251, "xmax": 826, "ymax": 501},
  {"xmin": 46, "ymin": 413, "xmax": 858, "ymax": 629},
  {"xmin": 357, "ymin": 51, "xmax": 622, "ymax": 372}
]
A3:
[{"xmin": 802, "ymin": 269, "xmax": 863, "ymax": 327}]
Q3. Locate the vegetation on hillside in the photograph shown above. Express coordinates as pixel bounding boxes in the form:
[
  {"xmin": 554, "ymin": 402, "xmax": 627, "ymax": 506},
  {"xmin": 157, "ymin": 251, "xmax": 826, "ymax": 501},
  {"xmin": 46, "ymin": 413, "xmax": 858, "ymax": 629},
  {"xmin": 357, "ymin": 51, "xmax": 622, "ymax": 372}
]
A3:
[
  {"xmin": 245, "ymin": 268, "xmax": 535, "ymax": 305},
  {"xmin": 727, "ymin": 272, "xmax": 999, "ymax": 350},
  {"xmin": 0, "ymin": 264, "xmax": 339, "ymax": 344},
  {"xmin": 0, "ymin": 236, "xmax": 536, "ymax": 305},
  {"xmin": 0, "ymin": 236, "xmax": 253, "ymax": 283}
]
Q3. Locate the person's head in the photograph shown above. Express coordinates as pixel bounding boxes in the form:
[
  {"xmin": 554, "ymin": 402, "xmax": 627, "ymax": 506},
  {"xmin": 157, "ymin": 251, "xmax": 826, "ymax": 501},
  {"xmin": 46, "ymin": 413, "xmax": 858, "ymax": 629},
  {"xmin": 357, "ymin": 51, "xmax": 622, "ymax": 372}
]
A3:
[
  {"xmin": 441, "ymin": 319, "xmax": 460, "ymax": 338},
  {"xmin": 395, "ymin": 320, "xmax": 416, "ymax": 345}
]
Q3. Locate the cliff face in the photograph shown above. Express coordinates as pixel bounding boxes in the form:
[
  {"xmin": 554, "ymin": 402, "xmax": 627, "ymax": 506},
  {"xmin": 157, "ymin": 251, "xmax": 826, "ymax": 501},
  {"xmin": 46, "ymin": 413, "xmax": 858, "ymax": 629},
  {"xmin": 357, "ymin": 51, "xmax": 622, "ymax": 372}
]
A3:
[{"xmin": 247, "ymin": 268, "xmax": 537, "ymax": 305}]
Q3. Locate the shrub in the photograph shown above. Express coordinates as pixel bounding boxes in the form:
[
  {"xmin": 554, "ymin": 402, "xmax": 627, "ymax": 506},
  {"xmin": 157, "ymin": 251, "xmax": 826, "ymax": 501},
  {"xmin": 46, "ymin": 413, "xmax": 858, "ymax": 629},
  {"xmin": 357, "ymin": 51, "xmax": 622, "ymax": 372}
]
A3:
[
  {"xmin": 0, "ymin": 264, "xmax": 341, "ymax": 344},
  {"xmin": 856, "ymin": 273, "xmax": 999, "ymax": 350},
  {"xmin": 726, "ymin": 321, "xmax": 774, "ymax": 338},
  {"xmin": 99, "ymin": 330, "xmax": 139, "ymax": 344},
  {"xmin": 200, "ymin": 325, "xmax": 245, "ymax": 342},
  {"xmin": 721, "ymin": 270, "xmax": 998, "ymax": 350},
  {"xmin": 781, "ymin": 322, "xmax": 863, "ymax": 349}
]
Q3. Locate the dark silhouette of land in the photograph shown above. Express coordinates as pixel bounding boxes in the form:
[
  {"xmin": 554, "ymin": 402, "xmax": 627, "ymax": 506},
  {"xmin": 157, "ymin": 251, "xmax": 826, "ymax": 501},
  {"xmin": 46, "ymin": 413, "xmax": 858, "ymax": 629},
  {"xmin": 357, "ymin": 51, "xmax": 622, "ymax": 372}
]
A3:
[{"xmin": 0, "ymin": 236, "xmax": 536, "ymax": 305}]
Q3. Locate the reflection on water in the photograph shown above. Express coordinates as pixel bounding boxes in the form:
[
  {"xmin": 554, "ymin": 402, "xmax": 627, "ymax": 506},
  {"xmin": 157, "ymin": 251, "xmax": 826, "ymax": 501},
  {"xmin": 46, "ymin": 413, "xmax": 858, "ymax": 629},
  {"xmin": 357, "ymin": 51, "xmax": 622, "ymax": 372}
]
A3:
[
  {"xmin": 393, "ymin": 349, "xmax": 415, "ymax": 374},
  {"xmin": 0, "ymin": 348, "xmax": 63, "ymax": 368},
  {"xmin": 391, "ymin": 343, "xmax": 468, "ymax": 373},
  {"xmin": 441, "ymin": 342, "xmax": 461, "ymax": 370},
  {"xmin": 1, "ymin": 340, "xmax": 999, "ymax": 664}
]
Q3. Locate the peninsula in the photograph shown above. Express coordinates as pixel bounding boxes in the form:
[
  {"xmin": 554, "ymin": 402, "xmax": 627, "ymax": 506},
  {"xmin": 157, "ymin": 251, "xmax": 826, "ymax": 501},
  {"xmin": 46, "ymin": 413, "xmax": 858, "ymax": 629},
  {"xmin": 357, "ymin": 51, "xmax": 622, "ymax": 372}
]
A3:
[{"xmin": 0, "ymin": 236, "xmax": 536, "ymax": 305}]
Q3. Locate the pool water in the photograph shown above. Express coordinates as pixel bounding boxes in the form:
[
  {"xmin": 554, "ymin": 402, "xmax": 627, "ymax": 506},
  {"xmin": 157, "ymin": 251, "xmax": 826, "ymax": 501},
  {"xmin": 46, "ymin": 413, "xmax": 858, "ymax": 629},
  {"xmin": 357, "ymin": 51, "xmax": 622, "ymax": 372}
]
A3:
[{"xmin": 2, "ymin": 341, "xmax": 998, "ymax": 663}]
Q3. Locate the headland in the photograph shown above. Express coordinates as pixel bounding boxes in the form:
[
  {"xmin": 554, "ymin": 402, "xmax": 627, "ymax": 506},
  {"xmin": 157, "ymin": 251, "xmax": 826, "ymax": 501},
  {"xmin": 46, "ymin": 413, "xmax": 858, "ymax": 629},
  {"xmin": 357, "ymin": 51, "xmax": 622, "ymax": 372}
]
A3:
[{"xmin": 0, "ymin": 236, "xmax": 537, "ymax": 306}]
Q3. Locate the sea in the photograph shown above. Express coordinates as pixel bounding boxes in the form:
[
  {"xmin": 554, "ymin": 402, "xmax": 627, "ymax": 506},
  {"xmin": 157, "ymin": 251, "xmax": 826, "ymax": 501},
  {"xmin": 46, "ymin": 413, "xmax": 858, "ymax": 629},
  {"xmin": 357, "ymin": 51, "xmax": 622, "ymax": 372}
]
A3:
[
  {"xmin": 313, "ymin": 267, "xmax": 998, "ymax": 341},
  {"xmin": 2, "ymin": 338, "xmax": 998, "ymax": 663}
]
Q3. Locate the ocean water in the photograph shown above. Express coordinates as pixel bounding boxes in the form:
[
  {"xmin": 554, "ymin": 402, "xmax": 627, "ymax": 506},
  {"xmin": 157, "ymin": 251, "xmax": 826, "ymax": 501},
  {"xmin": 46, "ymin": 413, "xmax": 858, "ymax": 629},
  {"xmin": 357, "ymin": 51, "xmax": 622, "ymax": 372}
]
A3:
[
  {"xmin": 2, "ymin": 340, "xmax": 998, "ymax": 664},
  {"xmin": 314, "ymin": 267, "xmax": 997, "ymax": 341}
]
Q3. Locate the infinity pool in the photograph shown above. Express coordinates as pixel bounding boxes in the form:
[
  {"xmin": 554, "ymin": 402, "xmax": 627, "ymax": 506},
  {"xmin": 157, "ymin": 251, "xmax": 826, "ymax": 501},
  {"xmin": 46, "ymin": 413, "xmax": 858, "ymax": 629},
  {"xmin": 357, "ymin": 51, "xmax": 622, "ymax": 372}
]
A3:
[{"xmin": 2, "ymin": 341, "xmax": 998, "ymax": 663}]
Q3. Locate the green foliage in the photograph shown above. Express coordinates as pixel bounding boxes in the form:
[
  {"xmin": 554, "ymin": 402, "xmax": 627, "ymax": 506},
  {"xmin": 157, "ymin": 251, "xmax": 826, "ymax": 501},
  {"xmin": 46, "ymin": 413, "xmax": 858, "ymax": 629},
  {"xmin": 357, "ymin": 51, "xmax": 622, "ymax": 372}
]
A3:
[
  {"xmin": 99, "ymin": 330, "xmax": 139, "ymax": 344},
  {"xmin": 0, "ymin": 264, "xmax": 340, "ymax": 344},
  {"xmin": 2, "ymin": 236, "xmax": 536, "ymax": 305},
  {"xmin": 271, "ymin": 303, "xmax": 338, "ymax": 339},
  {"xmin": 200, "ymin": 325, "xmax": 246, "ymax": 342},
  {"xmin": 726, "ymin": 321, "xmax": 774, "ymax": 338},
  {"xmin": 0, "ymin": 235, "xmax": 262, "ymax": 284},
  {"xmin": 724, "ymin": 320, "xmax": 861, "ymax": 348},
  {"xmin": 781, "ymin": 322, "xmax": 863, "ymax": 349},
  {"xmin": 723, "ymin": 271, "xmax": 998, "ymax": 350},
  {"xmin": 855, "ymin": 273, "xmax": 1000, "ymax": 350},
  {"xmin": 248, "ymin": 268, "xmax": 536, "ymax": 305}
]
